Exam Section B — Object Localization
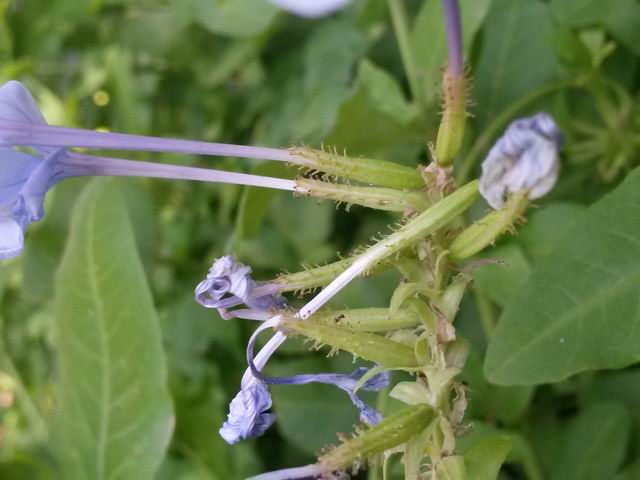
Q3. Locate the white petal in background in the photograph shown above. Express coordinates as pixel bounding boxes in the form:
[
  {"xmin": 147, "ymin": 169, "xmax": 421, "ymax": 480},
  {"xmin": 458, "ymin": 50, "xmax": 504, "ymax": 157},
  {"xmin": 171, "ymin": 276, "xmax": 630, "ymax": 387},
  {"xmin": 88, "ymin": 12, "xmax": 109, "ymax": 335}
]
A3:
[{"xmin": 266, "ymin": 0, "xmax": 352, "ymax": 18}]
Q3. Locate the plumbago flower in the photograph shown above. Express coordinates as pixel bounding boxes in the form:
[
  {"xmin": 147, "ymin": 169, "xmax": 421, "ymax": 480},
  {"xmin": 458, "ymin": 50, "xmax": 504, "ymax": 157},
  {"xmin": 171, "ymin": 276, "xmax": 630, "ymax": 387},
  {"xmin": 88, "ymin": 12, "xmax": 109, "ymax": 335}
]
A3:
[{"xmin": 1, "ymin": 80, "xmax": 424, "ymax": 259}]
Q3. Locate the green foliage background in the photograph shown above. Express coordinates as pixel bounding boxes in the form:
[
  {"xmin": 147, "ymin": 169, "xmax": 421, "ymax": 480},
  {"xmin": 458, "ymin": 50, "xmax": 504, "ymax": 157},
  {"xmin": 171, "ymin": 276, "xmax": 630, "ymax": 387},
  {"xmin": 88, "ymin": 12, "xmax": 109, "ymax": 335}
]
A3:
[{"xmin": 1, "ymin": 0, "xmax": 640, "ymax": 478}]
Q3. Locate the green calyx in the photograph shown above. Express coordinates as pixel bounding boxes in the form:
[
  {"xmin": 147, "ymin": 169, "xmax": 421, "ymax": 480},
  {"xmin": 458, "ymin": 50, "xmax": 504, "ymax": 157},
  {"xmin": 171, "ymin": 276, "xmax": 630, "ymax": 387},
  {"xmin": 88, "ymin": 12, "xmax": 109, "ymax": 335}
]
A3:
[
  {"xmin": 281, "ymin": 317, "xmax": 418, "ymax": 368},
  {"xmin": 289, "ymin": 146, "xmax": 425, "ymax": 190},
  {"xmin": 275, "ymin": 257, "xmax": 389, "ymax": 294},
  {"xmin": 295, "ymin": 177, "xmax": 430, "ymax": 212},
  {"xmin": 319, "ymin": 404, "xmax": 434, "ymax": 473},
  {"xmin": 310, "ymin": 308, "xmax": 421, "ymax": 332},
  {"xmin": 435, "ymin": 72, "xmax": 467, "ymax": 166}
]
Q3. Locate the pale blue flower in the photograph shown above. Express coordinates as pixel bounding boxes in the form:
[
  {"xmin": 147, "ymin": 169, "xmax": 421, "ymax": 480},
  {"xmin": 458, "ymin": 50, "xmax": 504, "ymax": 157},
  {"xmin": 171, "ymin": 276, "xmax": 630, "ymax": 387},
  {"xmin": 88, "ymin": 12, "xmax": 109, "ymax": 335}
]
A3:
[
  {"xmin": 219, "ymin": 382, "xmax": 276, "ymax": 444},
  {"xmin": 479, "ymin": 112, "xmax": 563, "ymax": 209},
  {"xmin": 266, "ymin": 0, "xmax": 351, "ymax": 18},
  {"xmin": 195, "ymin": 256, "xmax": 286, "ymax": 320}
]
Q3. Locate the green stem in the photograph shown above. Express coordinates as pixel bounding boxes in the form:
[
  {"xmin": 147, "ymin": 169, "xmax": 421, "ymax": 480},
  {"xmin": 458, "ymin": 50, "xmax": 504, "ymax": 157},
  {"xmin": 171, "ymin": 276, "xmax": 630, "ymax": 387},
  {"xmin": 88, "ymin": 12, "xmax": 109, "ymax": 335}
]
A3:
[
  {"xmin": 456, "ymin": 79, "xmax": 575, "ymax": 184},
  {"xmin": 387, "ymin": 0, "xmax": 425, "ymax": 111}
]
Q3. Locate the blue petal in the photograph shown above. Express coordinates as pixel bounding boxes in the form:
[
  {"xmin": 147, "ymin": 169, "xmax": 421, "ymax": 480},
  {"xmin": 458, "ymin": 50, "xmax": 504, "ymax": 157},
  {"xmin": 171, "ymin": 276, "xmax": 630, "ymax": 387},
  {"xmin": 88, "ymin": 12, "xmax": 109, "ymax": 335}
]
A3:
[
  {"xmin": 0, "ymin": 216, "xmax": 24, "ymax": 259},
  {"xmin": 0, "ymin": 147, "xmax": 41, "ymax": 211},
  {"xmin": 12, "ymin": 148, "xmax": 67, "ymax": 227},
  {"xmin": 219, "ymin": 382, "xmax": 276, "ymax": 444},
  {"xmin": 0, "ymin": 81, "xmax": 48, "ymax": 126}
]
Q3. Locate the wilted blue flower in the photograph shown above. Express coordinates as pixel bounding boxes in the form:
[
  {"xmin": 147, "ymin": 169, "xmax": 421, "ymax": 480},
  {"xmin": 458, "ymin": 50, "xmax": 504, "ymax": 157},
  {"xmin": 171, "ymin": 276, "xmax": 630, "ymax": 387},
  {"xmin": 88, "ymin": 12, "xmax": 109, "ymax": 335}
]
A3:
[
  {"xmin": 219, "ymin": 381, "xmax": 276, "ymax": 444},
  {"xmin": 0, "ymin": 81, "xmax": 298, "ymax": 259},
  {"xmin": 479, "ymin": 112, "xmax": 563, "ymax": 209},
  {"xmin": 245, "ymin": 318, "xmax": 388, "ymax": 430},
  {"xmin": 266, "ymin": 0, "xmax": 351, "ymax": 17},
  {"xmin": 195, "ymin": 256, "xmax": 286, "ymax": 320}
]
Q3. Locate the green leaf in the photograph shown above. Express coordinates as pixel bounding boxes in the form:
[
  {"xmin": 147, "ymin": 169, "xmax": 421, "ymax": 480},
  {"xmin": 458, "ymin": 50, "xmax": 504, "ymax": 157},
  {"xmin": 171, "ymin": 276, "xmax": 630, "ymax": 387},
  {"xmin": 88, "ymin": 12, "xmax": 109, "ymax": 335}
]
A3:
[
  {"xmin": 464, "ymin": 435, "xmax": 512, "ymax": 480},
  {"xmin": 473, "ymin": 243, "xmax": 532, "ymax": 307},
  {"xmin": 457, "ymin": 423, "xmax": 544, "ymax": 480},
  {"xmin": 325, "ymin": 60, "xmax": 422, "ymax": 161},
  {"xmin": 578, "ymin": 369, "xmax": 640, "ymax": 458},
  {"xmin": 181, "ymin": 0, "xmax": 278, "ymax": 38},
  {"xmin": 474, "ymin": 0, "xmax": 558, "ymax": 127},
  {"xmin": 485, "ymin": 168, "xmax": 640, "ymax": 385},
  {"xmin": 550, "ymin": 0, "xmax": 640, "ymax": 56},
  {"xmin": 550, "ymin": 402, "xmax": 630, "ymax": 480},
  {"xmin": 22, "ymin": 179, "xmax": 84, "ymax": 301},
  {"xmin": 615, "ymin": 459, "xmax": 640, "ymax": 480},
  {"xmin": 53, "ymin": 179, "xmax": 173, "ymax": 480}
]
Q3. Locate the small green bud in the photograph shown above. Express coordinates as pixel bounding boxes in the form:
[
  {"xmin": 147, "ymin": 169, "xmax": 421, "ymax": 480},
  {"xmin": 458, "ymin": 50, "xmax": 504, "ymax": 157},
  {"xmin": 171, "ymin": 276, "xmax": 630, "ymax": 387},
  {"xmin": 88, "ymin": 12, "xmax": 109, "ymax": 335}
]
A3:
[{"xmin": 449, "ymin": 191, "xmax": 529, "ymax": 261}]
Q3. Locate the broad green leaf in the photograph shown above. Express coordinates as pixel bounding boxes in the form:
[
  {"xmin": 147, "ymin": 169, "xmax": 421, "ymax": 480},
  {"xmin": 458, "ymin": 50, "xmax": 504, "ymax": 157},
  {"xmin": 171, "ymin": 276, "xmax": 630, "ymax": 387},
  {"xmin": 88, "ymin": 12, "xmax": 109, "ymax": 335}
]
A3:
[
  {"xmin": 464, "ymin": 435, "xmax": 512, "ymax": 480},
  {"xmin": 485, "ymin": 168, "xmax": 640, "ymax": 385},
  {"xmin": 53, "ymin": 179, "xmax": 173, "ymax": 480},
  {"xmin": 474, "ymin": 0, "xmax": 558, "ymax": 127},
  {"xmin": 517, "ymin": 203, "xmax": 587, "ymax": 261},
  {"xmin": 474, "ymin": 203, "xmax": 586, "ymax": 307},
  {"xmin": 550, "ymin": 402, "xmax": 630, "ymax": 480}
]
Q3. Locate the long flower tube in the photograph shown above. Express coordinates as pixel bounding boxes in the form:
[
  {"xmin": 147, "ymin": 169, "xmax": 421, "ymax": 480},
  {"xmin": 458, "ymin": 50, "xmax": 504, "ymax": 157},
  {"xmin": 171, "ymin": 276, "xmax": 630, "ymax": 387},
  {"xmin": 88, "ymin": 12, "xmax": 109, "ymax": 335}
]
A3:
[{"xmin": 0, "ymin": 145, "xmax": 296, "ymax": 259}]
